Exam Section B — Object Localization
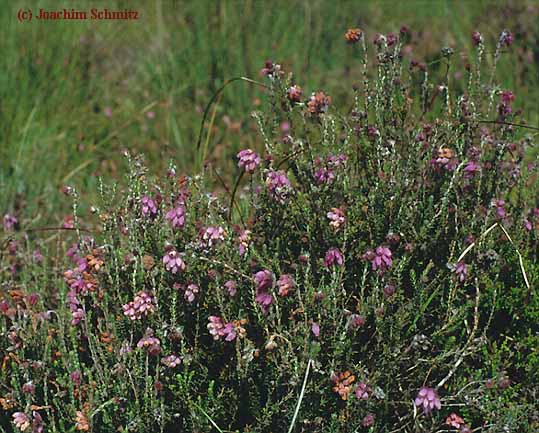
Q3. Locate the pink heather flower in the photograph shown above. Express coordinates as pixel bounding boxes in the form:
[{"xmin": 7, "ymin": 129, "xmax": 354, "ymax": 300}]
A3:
[
  {"xmin": 71, "ymin": 308, "xmax": 85, "ymax": 326},
  {"xmin": 32, "ymin": 249, "xmax": 44, "ymax": 264},
  {"xmin": 277, "ymin": 274, "xmax": 295, "ymax": 296},
  {"xmin": 22, "ymin": 381, "xmax": 35, "ymax": 394},
  {"xmin": 311, "ymin": 321, "xmax": 320, "ymax": 337},
  {"xmin": 184, "ymin": 283, "xmax": 199, "ymax": 303},
  {"xmin": 362, "ymin": 413, "xmax": 375, "ymax": 427},
  {"xmin": 237, "ymin": 149, "xmax": 261, "ymax": 173},
  {"xmin": 363, "ymin": 246, "xmax": 392, "ymax": 274},
  {"xmin": 383, "ymin": 284, "xmax": 396, "ymax": 298},
  {"xmin": 137, "ymin": 329, "xmax": 161, "ymax": 356},
  {"xmin": 201, "ymin": 226, "xmax": 226, "ymax": 248},
  {"xmin": 347, "ymin": 314, "xmax": 366, "ymax": 330},
  {"xmin": 324, "ymin": 248, "xmax": 344, "ymax": 268},
  {"xmin": 70, "ymin": 370, "xmax": 82, "ymax": 385},
  {"xmin": 265, "ymin": 170, "xmax": 292, "ymax": 203},
  {"xmin": 12, "ymin": 412, "xmax": 30, "ymax": 431},
  {"xmin": 161, "ymin": 354, "xmax": 181, "ymax": 368},
  {"xmin": 254, "ymin": 270, "xmax": 274, "ymax": 314},
  {"xmin": 166, "ymin": 205, "xmax": 186, "ymax": 230},
  {"xmin": 122, "ymin": 291, "xmax": 155, "ymax": 320},
  {"xmin": 207, "ymin": 316, "xmax": 240, "ymax": 342},
  {"xmin": 455, "ymin": 261, "xmax": 468, "ymax": 282},
  {"xmin": 287, "ymin": 85, "xmax": 303, "ymax": 103},
  {"xmin": 307, "ymin": 91, "xmax": 331, "ymax": 115},
  {"xmin": 26, "ymin": 293, "xmax": 39, "ymax": 306},
  {"xmin": 471, "ymin": 31, "xmax": 483, "ymax": 46},
  {"xmin": 237, "ymin": 229, "xmax": 251, "ymax": 257},
  {"xmin": 62, "ymin": 215, "xmax": 75, "ymax": 229},
  {"xmin": 463, "ymin": 160, "xmax": 480, "ymax": 179},
  {"xmin": 524, "ymin": 219, "xmax": 532, "ymax": 231},
  {"xmin": 224, "ymin": 280, "xmax": 238, "ymax": 296},
  {"xmin": 500, "ymin": 29, "xmax": 513, "ymax": 46},
  {"xmin": 492, "ymin": 199, "xmax": 507, "ymax": 219},
  {"xmin": 260, "ymin": 60, "xmax": 283, "ymax": 80},
  {"xmin": 162, "ymin": 249, "xmax": 186, "ymax": 274},
  {"xmin": 3, "ymin": 214, "xmax": 17, "ymax": 231},
  {"xmin": 415, "ymin": 387, "xmax": 441, "ymax": 414},
  {"xmin": 32, "ymin": 411, "xmax": 44, "ymax": 433},
  {"xmin": 141, "ymin": 195, "xmax": 158, "ymax": 218},
  {"xmin": 326, "ymin": 154, "xmax": 347, "ymax": 167},
  {"xmin": 327, "ymin": 207, "xmax": 345, "ymax": 230},
  {"xmin": 355, "ymin": 382, "xmax": 372, "ymax": 400},
  {"xmin": 446, "ymin": 413, "xmax": 465, "ymax": 429},
  {"xmin": 314, "ymin": 167, "xmax": 335, "ymax": 185}
]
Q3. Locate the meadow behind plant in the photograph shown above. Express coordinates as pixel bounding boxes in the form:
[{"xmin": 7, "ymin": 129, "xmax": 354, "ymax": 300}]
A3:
[{"xmin": 1, "ymin": 0, "xmax": 539, "ymax": 224}]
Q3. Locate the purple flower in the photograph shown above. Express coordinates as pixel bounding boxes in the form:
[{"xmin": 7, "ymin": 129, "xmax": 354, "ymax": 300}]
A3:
[
  {"xmin": 184, "ymin": 283, "xmax": 199, "ymax": 303},
  {"xmin": 166, "ymin": 205, "xmax": 186, "ymax": 229},
  {"xmin": 266, "ymin": 170, "xmax": 292, "ymax": 202},
  {"xmin": 324, "ymin": 248, "xmax": 344, "ymax": 268},
  {"xmin": 455, "ymin": 261, "xmax": 468, "ymax": 283},
  {"xmin": 500, "ymin": 29, "xmax": 513, "ymax": 46},
  {"xmin": 237, "ymin": 149, "xmax": 261, "ymax": 173},
  {"xmin": 492, "ymin": 199, "xmax": 507, "ymax": 220},
  {"xmin": 32, "ymin": 412, "xmax": 43, "ymax": 433},
  {"xmin": 201, "ymin": 226, "xmax": 226, "ymax": 248},
  {"xmin": 326, "ymin": 153, "xmax": 347, "ymax": 168},
  {"xmin": 254, "ymin": 270, "xmax": 274, "ymax": 314},
  {"xmin": 355, "ymin": 382, "xmax": 372, "ymax": 400},
  {"xmin": 314, "ymin": 167, "xmax": 335, "ymax": 185},
  {"xmin": 161, "ymin": 354, "xmax": 181, "ymax": 368},
  {"xmin": 137, "ymin": 329, "xmax": 161, "ymax": 356},
  {"xmin": 162, "ymin": 249, "xmax": 186, "ymax": 274},
  {"xmin": 363, "ymin": 246, "xmax": 392, "ymax": 274},
  {"xmin": 32, "ymin": 250, "xmax": 44, "ymax": 264},
  {"xmin": 471, "ymin": 31, "xmax": 483, "ymax": 46},
  {"xmin": 122, "ymin": 291, "xmax": 155, "ymax": 320},
  {"xmin": 414, "ymin": 387, "xmax": 441, "ymax": 414},
  {"xmin": 12, "ymin": 412, "xmax": 30, "ymax": 431},
  {"xmin": 141, "ymin": 195, "xmax": 158, "ymax": 218},
  {"xmin": 383, "ymin": 284, "xmax": 396, "ymax": 298},
  {"xmin": 71, "ymin": 308, "xmax": 85, "ymax": 326},
  {"xmin": 70, "ymin": 370, "xmax": 82, "ymax": 385},
  {"xmin": 22, "ymin": 381, "xmax": 35, "ymax": 394},
  {"xmin": 237, "ymin": 229, "xmax": 251, "ymax": 257},
  {"xmin": 260, "ymin": 60, "xmax": 283, "ymax": 80},
  {"xmin": 463, "ymin": 160, "xmax": 480, "ymax": 179},
  {"xmin": 362, "ymin": 413, "xmax": 375, "ymax": 427},
  {"xmin": 277, "ymin": 274, "xmax": 295, "ymax": 296},
  {"xmin": 207, "ymin": 316, "xmax": 241, "ymax": 342},
  {"xmin": 327, "ymin": 207, "xmax": 345, "ymax": 230},
  {"xmin": 224, "ymin": 280, "xmax": 238, "ymax": 296},
  {"xmin": 3, "ymin": 214, "xmax": 17, "ymax": 231},
  {"xmin": 311, "ymin": 321, "xmax": 320, "ymax": 337},
  {"xmin": 287, "ymin": 85, "xmax": 303, "ymax": 103},
  {"xmin": 347, "ymin": 314, "xmax": 366, "ymax": 330}
]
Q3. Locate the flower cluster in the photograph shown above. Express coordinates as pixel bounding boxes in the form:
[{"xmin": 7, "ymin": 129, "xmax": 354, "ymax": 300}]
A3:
[
  {"xmin": 166, "ymin": 204, "xmax": 186, "ymax": 229},
  {"xmin": 200, "ymin": 226, "xmax": 226, "ymax": 248},
  {"xmin": 307, "ymin": 91, "xmax": 331, "ymax": 115},
  {"xmin": 137, "ymin": 329, "xmax": 161, "ymax": 356},
  {"xmin": 122, "ymin": 291, "xmax": 155, "ymax": 320},
  {"xmin": 363, "ymin": 246, "xmax": 393, "ymax": 274},
  {"xmin": 237, "ymin": 149, "xmax": 261, "ymax": 173},
  {"xmin": 207, "ymin": 316, "xmax": 246, "ymax": 342},
  {"xmin": 163, "ymin": 249, "xmax": 186, "ymax": 274},
  {"xmin": 265, "ymin": 170, "xmax": 292, "ymax": 203},
  {"xmin": 254, "ymin": 269, "xmax": 274, "ymax": 314},
  {"xmin": 141, "ymin": 195, "xmax": 158, "ymax": 218},
  {"xmin": 414, "ymin": 387, "xmax": 441, "ymax": 414},
  {"xmin": 327, "ymin": 207, "xmax": 345, "ymax": 230}
]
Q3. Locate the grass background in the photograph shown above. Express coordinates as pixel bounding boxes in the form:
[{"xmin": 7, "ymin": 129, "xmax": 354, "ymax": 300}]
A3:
[{"xmin": 1, "ymin": 0, "xmax": 538, "ymax": 225}]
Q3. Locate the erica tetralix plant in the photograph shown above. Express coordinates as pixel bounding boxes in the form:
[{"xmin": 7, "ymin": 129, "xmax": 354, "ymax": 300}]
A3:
[{"xmin": 1, "ymin": 27, "xmax": 538, "ymax": 433}]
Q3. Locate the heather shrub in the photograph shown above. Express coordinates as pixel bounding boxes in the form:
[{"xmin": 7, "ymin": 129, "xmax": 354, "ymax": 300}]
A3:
[{"xmin": 1, "ymin": 29, "xmax": 538, "ymax": 432}]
